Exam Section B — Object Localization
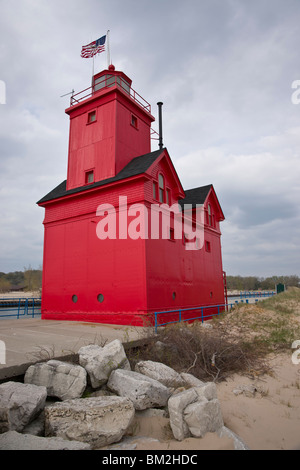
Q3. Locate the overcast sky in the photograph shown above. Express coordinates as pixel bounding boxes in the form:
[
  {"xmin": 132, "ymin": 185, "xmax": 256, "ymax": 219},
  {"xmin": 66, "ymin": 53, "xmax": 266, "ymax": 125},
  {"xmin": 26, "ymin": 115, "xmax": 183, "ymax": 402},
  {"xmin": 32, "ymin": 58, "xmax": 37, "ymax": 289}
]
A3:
[{"xmin": 0, "ymin": 0, "xmax": 299, "ymax": 277}]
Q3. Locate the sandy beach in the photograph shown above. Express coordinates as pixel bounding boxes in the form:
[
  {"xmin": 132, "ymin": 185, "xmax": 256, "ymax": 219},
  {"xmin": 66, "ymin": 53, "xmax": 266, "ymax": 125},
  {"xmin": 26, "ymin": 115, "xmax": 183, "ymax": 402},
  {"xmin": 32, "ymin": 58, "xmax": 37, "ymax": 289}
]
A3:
[{"xmin": 125, "ymin": 351, "xmax": 300, "ymax": 451}]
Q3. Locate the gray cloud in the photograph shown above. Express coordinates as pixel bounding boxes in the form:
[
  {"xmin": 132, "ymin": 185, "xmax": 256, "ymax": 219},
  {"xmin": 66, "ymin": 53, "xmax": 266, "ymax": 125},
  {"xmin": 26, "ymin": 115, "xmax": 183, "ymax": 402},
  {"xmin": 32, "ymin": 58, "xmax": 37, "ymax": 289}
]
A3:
[{"xmin": 0, "ymin": 0, "xmax": 299, "ymax": 277}]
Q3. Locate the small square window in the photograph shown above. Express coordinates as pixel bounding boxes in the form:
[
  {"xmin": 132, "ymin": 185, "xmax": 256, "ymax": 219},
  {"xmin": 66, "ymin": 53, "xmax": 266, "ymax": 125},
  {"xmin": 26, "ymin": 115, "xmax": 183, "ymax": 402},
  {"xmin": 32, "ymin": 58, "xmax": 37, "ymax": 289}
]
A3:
[
  {"xmin": 87, "ymin": 111, "xmax": 96, "ymax": 123},
  {"xmin": 205, "ymin": 241, "xmax": 211, "ymax": 252},
  {"xmin": 85, "ymin": 170, "xmax": 94, "ymax": 184},
  {"xmin": 131, "ymin": 114, "xmax": 138, "ymax": 128}
]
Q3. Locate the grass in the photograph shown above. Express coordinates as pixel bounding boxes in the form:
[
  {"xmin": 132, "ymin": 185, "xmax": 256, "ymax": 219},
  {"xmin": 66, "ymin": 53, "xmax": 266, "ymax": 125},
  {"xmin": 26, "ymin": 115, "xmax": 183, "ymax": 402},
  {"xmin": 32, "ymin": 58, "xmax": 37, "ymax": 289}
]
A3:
[
  {"xmin": 218, "ymin": 287, "xmax": 300, "ymax": 353},
  {"xmin": 127, "ymin": 287, "xmax": 300, "ymax": 383}
]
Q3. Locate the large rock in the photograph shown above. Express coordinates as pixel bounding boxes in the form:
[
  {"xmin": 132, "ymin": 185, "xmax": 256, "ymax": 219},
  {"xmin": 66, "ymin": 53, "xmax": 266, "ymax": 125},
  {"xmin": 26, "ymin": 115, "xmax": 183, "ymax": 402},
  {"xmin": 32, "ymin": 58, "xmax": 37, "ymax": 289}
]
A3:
[
  {"xmin": 78, "ymin": 339, "xmax": 130, "ymax": 388},
  {"xmin": 0, "ymin": 382, "xmax": 47, "ymax": 433},
  {"xmin": 183, "ymin": 398, "xmax": 223, "ymax": 438},
  {"xmin": 167, "ymin": 387, "xmax": 199, "ymax": 440},
  {"xmin": 0, "ymin": 431, "xmax": 91, "ymax": 450},
  {"xmin": 135, "ymin": 360, "xmax": 184, "ymax": 388},
  {"xmin": 168, "ymin": 383, "xmax": 223, "ymax": 441},
  {"xmin": 107, "ymin": 369, "xmax": 171, "ymax": 410},
  {"xmin": 45, "ymin": 396, "xmax": 135, "ymax": 449},
  {"xmin": 180, "ymin": 372, "xmax": 205, "ymax": 388},
  {"xmin": 24, "ymin": 360, "xmax": 87, "ymax": 400}
]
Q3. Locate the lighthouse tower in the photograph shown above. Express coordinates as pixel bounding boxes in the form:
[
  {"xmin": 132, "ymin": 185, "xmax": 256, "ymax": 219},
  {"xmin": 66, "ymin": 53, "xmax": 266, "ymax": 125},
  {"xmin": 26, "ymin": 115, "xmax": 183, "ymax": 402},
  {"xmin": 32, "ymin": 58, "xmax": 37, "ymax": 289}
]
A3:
[
  {"xmin": 38, "ymin": 65, "xmax": 226, "ymax": 326},
  {"xmin": 66, "ymin": 65, "xmax": 154, "ymax": 190}
]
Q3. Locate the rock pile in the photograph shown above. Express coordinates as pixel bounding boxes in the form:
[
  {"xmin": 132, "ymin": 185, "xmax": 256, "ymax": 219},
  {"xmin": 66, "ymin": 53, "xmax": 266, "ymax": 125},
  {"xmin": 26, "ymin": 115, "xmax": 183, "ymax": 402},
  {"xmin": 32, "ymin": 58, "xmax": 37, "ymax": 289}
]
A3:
[{"xmin": 0, "ymin": 339, "xmax": 248, "ymax": 450}]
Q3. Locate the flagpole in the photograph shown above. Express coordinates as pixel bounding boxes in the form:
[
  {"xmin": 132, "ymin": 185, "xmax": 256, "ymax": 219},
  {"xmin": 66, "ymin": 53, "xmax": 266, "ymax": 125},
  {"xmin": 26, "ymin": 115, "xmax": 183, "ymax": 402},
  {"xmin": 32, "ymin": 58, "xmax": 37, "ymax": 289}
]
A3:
[{"xmin": 107, "ymin": 30, "xmax": 111, "ymax": 67}]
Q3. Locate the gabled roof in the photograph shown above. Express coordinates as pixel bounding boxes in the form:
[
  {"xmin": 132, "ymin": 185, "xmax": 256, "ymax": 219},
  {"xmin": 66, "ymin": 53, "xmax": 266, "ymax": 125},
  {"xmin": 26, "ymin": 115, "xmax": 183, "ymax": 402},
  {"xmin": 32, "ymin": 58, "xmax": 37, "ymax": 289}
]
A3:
[
  {"xmin": 178, "ymin": 184, "xmax": 212, "ymax": 208},
  {"xmin": 179, "ymin": 184, "xmax": 225, "ymax": 221},
  {"xmin": 37, "ymin": 149, "xmax": 224, "ymax": 222},
  {"xmin": 37, "ymin": 148, "xmax": 164, "ymax": 205}
]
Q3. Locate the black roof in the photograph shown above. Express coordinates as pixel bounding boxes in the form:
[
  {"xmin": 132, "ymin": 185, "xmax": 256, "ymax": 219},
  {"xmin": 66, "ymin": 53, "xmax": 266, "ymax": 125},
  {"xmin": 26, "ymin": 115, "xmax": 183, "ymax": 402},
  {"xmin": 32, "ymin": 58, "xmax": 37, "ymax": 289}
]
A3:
[
  {"xmin": 37, "ymin": 149, "xmax": 217, "ymax": 212},
  {"xmin": 178, "ymin": 184, "xmax": 212, "ymax": 208},
  {"xmin": 37, "ymin": 148, "xmax": 163, "ymax": 204}
]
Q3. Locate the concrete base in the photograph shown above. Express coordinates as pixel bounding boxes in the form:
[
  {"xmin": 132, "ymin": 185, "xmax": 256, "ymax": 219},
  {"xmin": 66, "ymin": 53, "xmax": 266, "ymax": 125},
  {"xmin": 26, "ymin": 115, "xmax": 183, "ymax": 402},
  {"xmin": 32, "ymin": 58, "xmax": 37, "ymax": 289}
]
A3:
[{"xmin": 0, "ymin": 318, "xmax": 148, "ymax": 381}]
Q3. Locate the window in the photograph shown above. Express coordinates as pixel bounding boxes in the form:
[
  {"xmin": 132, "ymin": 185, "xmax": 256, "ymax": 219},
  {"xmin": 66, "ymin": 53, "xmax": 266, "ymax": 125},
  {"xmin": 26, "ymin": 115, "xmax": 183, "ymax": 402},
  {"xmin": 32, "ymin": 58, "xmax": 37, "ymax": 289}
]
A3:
[
  {"xmin": 87, "ymin": 110, "xmax": 96, "ymax": 124},
  {"xmin": 208, "ymin": 204, "xmax": 212, "ymax": 226},
  {"xmin": 205, "ymin": 241, "xmax": 211, "ymax": 252},
  {"xmin": 153, "ymin": 181, "xmax": 157, "ymax": 200},
  {"xmin": 159, "ymin": 174, "xmax": 164, "ymax": 203},
  {"xmin": 169, "ymin": 227, "xmax": 175, "ymax": 241},
  {"xmin": 72, "ymin": 295, "xmax": 78, "ymax": 303},
  {"xmin": 85, "ymin": 170, "xmax": 94, "ymax": 184},
  {"xmin": 131, "ymin": 114, "xmax": 138, "ymax": 128},
  {"xmin": 166, "ymin": 189, "xmax": 170, "ymax": 205},
  {"xmin": 97, "ymin": 293, "xmax": 104, "ymax": 303}
]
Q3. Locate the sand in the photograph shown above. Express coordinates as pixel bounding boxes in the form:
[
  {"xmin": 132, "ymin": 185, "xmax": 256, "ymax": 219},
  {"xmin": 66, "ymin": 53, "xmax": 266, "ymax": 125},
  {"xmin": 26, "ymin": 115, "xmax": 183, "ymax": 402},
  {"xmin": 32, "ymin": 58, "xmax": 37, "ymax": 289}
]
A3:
[{"xmin": 125, "ymin": 351, "xmax": 300, "ymax": 450}]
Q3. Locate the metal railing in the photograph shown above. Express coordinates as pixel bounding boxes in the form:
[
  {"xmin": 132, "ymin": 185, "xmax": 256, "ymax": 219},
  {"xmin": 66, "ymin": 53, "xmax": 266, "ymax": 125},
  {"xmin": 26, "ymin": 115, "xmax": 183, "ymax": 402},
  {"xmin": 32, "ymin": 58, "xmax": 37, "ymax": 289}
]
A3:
[
  {"xmin": 0, "ymin": 298, "xmax": 41, "ymax": 319},
  {"xmin": 70, "ymin": 74, "xmax": 152, "ymax": 113},
  {"xmin": 238, "ymin": 291, "xmax": 275, "ymax": 298},
  {"xmin": 154, "ymin": 293, "xmax": 276, "ymax": 332}
]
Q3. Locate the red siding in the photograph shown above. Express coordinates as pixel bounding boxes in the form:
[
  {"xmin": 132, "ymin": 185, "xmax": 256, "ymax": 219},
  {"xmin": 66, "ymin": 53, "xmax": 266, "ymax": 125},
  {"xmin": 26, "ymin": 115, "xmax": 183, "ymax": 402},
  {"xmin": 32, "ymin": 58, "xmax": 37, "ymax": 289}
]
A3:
[{"xmin": 39, "ymin": 68, "xmax": 225, "ymax": 326}]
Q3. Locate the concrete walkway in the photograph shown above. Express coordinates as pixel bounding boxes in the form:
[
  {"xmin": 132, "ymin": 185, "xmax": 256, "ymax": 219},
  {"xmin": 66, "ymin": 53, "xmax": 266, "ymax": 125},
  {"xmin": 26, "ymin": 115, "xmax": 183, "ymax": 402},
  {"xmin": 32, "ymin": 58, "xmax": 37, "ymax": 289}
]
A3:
[{"xmin": 0, "ymin": 318, "xmax": 148, "ymax": 381}]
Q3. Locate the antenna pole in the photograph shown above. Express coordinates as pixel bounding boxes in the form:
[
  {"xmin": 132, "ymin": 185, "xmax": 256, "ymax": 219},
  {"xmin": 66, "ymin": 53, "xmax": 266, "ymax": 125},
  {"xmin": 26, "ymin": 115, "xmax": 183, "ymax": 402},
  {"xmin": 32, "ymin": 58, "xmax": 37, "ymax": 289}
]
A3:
[{"xmin": 107, "ymin": 30, "xmax": 111, "ymax": 67}]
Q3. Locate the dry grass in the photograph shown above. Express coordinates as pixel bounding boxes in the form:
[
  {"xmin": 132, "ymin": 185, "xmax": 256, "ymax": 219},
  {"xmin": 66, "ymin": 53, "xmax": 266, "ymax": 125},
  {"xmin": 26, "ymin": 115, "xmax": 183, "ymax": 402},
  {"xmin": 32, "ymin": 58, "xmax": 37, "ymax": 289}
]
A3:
[{"xmin": 128, "ymin": 287, "xmax": 300, "ymax": 383}]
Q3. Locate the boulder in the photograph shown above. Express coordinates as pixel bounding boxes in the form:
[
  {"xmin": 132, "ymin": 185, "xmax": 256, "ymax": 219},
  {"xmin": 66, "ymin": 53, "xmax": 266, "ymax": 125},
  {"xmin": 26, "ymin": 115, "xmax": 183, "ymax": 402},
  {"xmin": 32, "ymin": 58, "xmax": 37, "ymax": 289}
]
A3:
[
  {"xmin": 24, "ymin": 360, "xmax": 87, "ymax": 400},
  {"xmin": 45, "ymin": 395, "xmax": 135, "ymax": 449},
  {"xmin": 0, "ymin": 382, "xmax": 47, "ymax": 433},
  {"xmin": 167, "ymin": 387, "xmax": 199, "ymax": 440},
  {"xmin": 107, "ymin": 369, "xmax": 171, "ymax": 410},
  {"xmin": 180, "ymin": 372, "xmax": 205, "ymax": 388},
  {"xmin": 0, "ymin": 430, "xmax": 91, "ymax": 450},
  {"xmin": 183, "ymin": 398, "xmax": 223, "ymax": 438},
  {"xmin": 168, "ymin": 383, "xmax": 223, "ymax": 441},
  {"xmin": 135, "ymin": 360, "xmax": 184, "ymax": 388},
  {"xmin": 78, "ymin": 339, "xmax": 130, "ymax": 388}
]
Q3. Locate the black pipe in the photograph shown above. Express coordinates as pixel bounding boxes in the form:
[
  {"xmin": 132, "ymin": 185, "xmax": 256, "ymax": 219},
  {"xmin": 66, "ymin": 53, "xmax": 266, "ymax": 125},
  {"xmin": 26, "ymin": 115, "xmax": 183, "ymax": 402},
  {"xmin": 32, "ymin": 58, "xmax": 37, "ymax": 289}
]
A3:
[{"xmin": 157, "ymin": 102, "xmax": 163, "ymax": 149}]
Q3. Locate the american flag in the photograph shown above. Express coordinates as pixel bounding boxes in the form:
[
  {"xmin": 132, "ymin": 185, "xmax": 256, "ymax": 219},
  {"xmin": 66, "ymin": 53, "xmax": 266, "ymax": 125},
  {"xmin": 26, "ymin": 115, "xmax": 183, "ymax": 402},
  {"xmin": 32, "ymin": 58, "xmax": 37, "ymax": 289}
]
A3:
[{"xmin": 81, "ymin": 35, "xmax": 106, "ymax": 58}]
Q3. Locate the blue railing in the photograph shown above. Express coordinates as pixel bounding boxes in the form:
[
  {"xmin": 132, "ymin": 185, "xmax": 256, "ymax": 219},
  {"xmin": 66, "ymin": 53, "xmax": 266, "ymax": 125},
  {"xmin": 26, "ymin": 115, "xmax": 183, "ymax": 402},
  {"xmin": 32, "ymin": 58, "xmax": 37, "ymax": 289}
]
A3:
[
  {"xmin": 154, "ymin": 293, "xmax": 276, "ymax": 332},
  {"xmin": 238, "ymin": 291, "xmax": 275, "ymax": 298},
  {"xmin": 0, "ymin": 298, "xmax": 41, "ymax": 319},
  {"xmin": 154, "ymin": 303, "xmax": 232, "ymax": 332}
]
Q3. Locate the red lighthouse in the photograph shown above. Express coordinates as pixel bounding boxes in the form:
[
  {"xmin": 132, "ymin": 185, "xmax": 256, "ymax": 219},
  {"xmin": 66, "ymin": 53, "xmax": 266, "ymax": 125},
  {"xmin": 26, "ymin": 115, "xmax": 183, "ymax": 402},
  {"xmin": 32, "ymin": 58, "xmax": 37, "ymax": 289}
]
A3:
[{"xmin": 38, "ymin": 65, "xmax": 226, "ymax": 326}]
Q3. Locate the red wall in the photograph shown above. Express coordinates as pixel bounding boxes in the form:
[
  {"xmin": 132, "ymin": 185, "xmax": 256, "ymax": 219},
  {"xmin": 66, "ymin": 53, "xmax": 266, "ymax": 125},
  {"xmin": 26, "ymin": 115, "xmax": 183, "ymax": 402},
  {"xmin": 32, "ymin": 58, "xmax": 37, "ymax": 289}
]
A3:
[
  {"xmin": 41, "ymin": 181, "xmax": 148, "ymax": 325},
  {"xmin": 41, "ymin": 164, "xmax": 225, "ymax": 326},
  {"xmin": 66, "ymin": 87, "xmax": 154, "ymax": 191}
]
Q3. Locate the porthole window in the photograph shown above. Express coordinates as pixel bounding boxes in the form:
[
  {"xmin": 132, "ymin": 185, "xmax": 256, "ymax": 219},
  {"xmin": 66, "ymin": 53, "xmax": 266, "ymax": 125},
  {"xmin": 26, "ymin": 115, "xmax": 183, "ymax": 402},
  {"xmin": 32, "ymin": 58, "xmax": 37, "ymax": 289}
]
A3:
[
  {"xmin": 72, "ymin": 295, "xmax": 78, "ymax": 303},
  {"xmin": 172, "ymin": 292, "xmax": 176, "ymax": 300},
  {"xmin": 97, "ymin": 293, "xmax": 104, "ymax": 303}
]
